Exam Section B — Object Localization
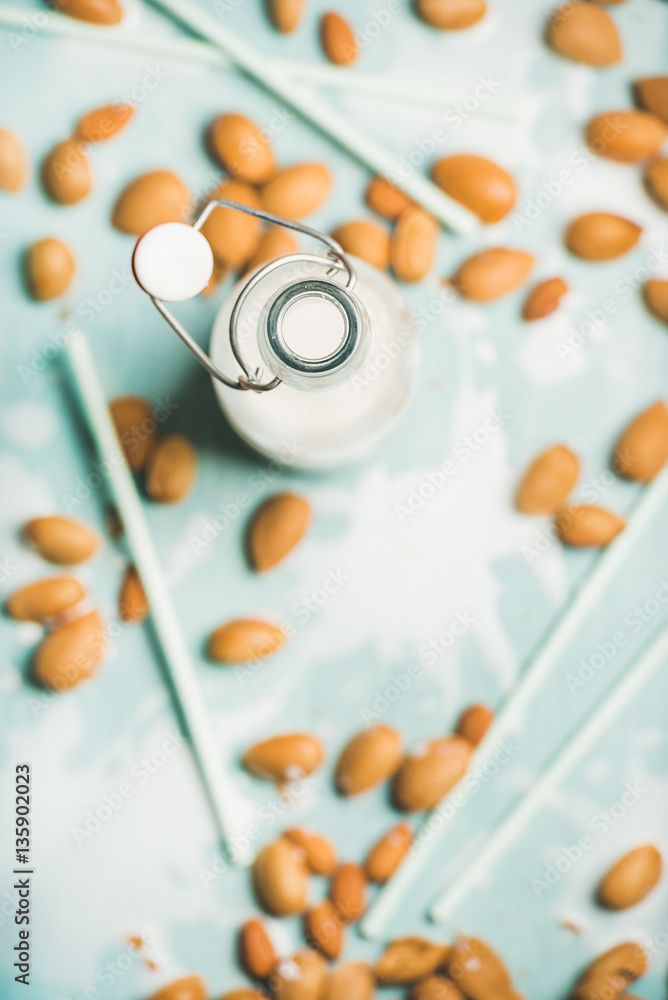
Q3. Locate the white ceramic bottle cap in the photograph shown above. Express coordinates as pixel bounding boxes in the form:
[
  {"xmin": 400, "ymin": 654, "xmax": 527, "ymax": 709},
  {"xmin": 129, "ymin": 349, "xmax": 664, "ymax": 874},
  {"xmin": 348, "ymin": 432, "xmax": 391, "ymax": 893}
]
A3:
[{"xmin": 132, "ymin": 222, "xmax": 214, "ymax": 302}]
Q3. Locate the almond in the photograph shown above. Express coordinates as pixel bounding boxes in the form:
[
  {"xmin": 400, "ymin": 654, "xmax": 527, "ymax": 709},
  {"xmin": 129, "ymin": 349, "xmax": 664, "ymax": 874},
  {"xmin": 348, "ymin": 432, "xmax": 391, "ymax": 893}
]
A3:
[
  {"xmin": 119, "ymin": 566, "xmax": 148, "ymax": 624},
  {"xmin": 375, "ymin": 938, "xmax": 450, "ymax": 986},
  {"xmin": 329, "ymin": 863, "xmax": 367, "ymax": 923},
  {"xmin": 284, "ymin": 829, "xmax": 337, "ymax": 876},
  {"xmin": 247, "ymin": 493, "xmax": 311, "ymax": 572},
  {"xmin": 0, "ymin": 128, "xmax": 27, "ymax": 192},
  {"xmin": 644, "ymin": 279, "xmax": 668, "ymax": 325},
  {"xmin": 571, "ymin": 942, "xmax": 647, "ymax": 1000},
  {"xmin": 304, "ymin": 899, "xmax": 343, "ymax": 960},
  {"xmin": 239, "ymin": 918, "xmax": 276, "ymax": 980},
  {"xmin": 271, "ymin": 951, "xmax": 328, "ymax": 1000},
  {"xmin": 391, "ymin": 206, "xmax": 439, "ymax": 283},
  {"xmin": 207, "ymin": 619, "xmax": 286, "ymax": 664},
  {"xmin": 365, "ymin": 176, "xmax": 413, "ymax": 220},
  {"xmin": 431, "ymin": 155, "xmax": 515, "ymax": 224},
  {"xmin": 112, "ymin": 170, "xmax": 191, "ymax": 236},
  {"xmin": 76, "ymin": 104, "xmax": 133, "ymax": 143},
  {"xmin": 253, "ymin": 838, "xmax": 309, "ymax": 916},
  {"xmin": 446, "ymin": 937, "xmax": 512, "ymax": 1000},
  {"xmin": 556, "ymin": 505, "xmax": 626, "ymax": 548},
  {"xmin": 454, "ymin": 248, "xmax": 534, "ymax": 302},
  {"xmin": 586, "ymin": 111, "xmax": 668, "ymax": 163},
  {"xmin": 393, "ymin": 736, "xmax": 472, "ymax": 812},
  {"xmin": 321, "ymin": 12, "xmax": 357, "ymax": 66},
  {"xmin": 50, "ymin": 0, "xmax": 123, "ymax": 24},
  {"xmin": 243, "ymin": 733, "xmax": 324, "ymax": 781},
  {"xmin": 635, "ymin": 77, "xmax": 668, "ymax": 125},
  {"xmin": 334, "ymin": 724, "xmax": 403, "ymax": 795},
  {"xmin": 200, "ymin": 179, "xmax": 263, "ymax": 268},
  {"xmin": 262, "ymin": 164, "xmax": 332, "ymax": 220},
  {"xmin": 598, "ymin": 845, "xmax": 662, "ymax": 909},
  {"xmin": 613, "ymin": 401, "xmax": 668, "ymax": 483},
  {"xmin": 145, "ymin": 435, "xmax": 197, "ymax": 503},
  {"xmin": 416, "ymin": 0, "xmax": 486, "ymax": 29},
  {"xmin": 455, "ymin": 704, "xmax": 493, "ymax": 746},
  {"xmin": 266, "ymin": 0, "xmax": 305, "ymax": 33},
  {"xmin": 565, "ymin": 213, "xmax": 641, "ymax": 261},
  {"xmin": 208, "ymin": 113, "xmax": 277, "ymax": 184},
  {"xmin": 546, "ymin": 2, "xmax": 621, "ymax": 67},
  {"xmin": 33, "ymin": 609, "xmax": 105, "ymax": 691},
  {"xmin": 522, "ymin": 277, "xmax": 568, "ymax": 321},
  {"xmin": 321, "ymin": 963, "xmax": 375, "ymax": 1000},
  {"xmin": 110, "ymin": 395, "xmax": 158, "ymax": 473},
  {"xmin": 410, "ymin": 977, "xmax": 466, "ymax": 1000},
  {"xmin": 365, "ymin": 822, "xmax": 413, "ymax": 883},
  {"xmin": 516, "ymin": 444, "xmax": 579, "ymax": 514},
  {"xmin": 25, "ymin": 238, "xmax": 76, "ymax": 301},
  {"xmin": 246, "ymin": 227, "xmax": 298, "ymax": 273},
  {"xmin": 644, "ymin": 158, "xmax": 668, "ymax": 211},
  {"xmin": 25, "ymin": 515, "xmax": 100, "ymax": 565},
  {"xmin": 221, "ymin": 991, "xmax": 268, "ymax": 1000},
  {"xmin": 42, "ymin": 139, "xmax": 91, "ymax": 204},
  {"xmin": 331, "ymin": 220, "xmax": 390, "ymax": 270},
  {"xmin": 6, "ymin": 577, "xmax": 86, "ymax": 622}
]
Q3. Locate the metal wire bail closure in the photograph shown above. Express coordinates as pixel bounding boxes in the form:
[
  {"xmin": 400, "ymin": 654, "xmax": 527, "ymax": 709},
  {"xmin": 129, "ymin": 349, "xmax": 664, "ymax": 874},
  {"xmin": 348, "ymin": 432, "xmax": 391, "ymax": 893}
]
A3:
[{"xmin": 143, "ymin": 199, "xmax": 358, "ymax": 392}]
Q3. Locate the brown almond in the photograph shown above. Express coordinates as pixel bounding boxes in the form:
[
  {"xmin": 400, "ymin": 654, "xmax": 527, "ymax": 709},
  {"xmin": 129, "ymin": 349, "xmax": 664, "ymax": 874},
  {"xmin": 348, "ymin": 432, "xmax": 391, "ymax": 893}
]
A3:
[
  {"xmin": 416, "ymin": 0, "xmax": 486, "ymax": 29},
  {"xmin": 335, "ymin": 724, "xmax": 403, "ymax": 795},
  {"xmin": 253, "ymin": 838, "xmax": 309, "ymax": 916},
  {"xmin": 247, "ymin": 493, "xmax": 311, "ymax": 572},
  {"xmin": 516, "ymin": 444, "xmax": 579, "ymax": 514},
  {"xmin": 635, "ymin": 77, "xmax": 668, "ymax": 125},
  {"xmin": 329, "ymin": 862, "xmax": 367, "ymax": 923},
  {"xmin": 266, "ymin": 0, "xmax": 305, "ymax": 33},
  {"xmin": 645, "ymin": 158, "xmax": 668, "ymax": 211},
  {"xmin": 243, "ymin": 733, "xmax": 324, "ymax": 782},
  {"xmin": 50, "ymin": 0, "xmax": 123, "ymax": 24},
  {"xmin": 365, "ymin": 176, "xmax": 413, "ymax": 220},
  {"xmin": 375, "ymin": 938, "xmax": 451, "ymax": 986},
  {"xmin": 25, "ymin": 238, "xmax": 76, "ymax": 301},
  {"xmin": 246, "ymin": 228, "xmax": 298, "ymax": 273},
  {"xmin": 571, "ymin": 942, "xmax": 647, "ymax": 1000},
  {"xmin": 410, "ymin": 977, "xmax": 466, "ymax": 1000},
  {"xmin": 239, "ymin": 918, "xmax": 277, "ymax": 980},
  {"xmin": 271, "ymin": 951, "xmax": 328, "ymax": 1000},
  {"xmin": 522, "ymin": 277, "xmax": 569, "ymax": 321},
  {"xmin": 42, "ymin": 139, "xmax": 91, "ymax": 205},
  {"xmin": 365, "ymin": 822, "xmax": 413, "ymax": 883},
  {"xmin": 432, "ymin": 155, "xmax": 515, "ymax": 223},
  {"xmin": 455, "ymin": 704, "xmax": 493, "ymax": 746},
  {"xmin": 221, "ymin": 991, "xmax": 268, "ymax": 1000},
  {"xmin": 208, "ymin": 113, "xmax": 277, "ymax": 184},
  {"xmin": 200, "ymin": 179, "xmax": 263, "ymax": 268},
  {"xmin": 145, "ymin": 435, "xmax": 197, "ymax": 503},
  {"xmin": 393, "ymin": 736, "xmax": 472, "ymax": 812},
  {"xmin": 0, "ymin": 128, "xmax": 27, "ymax": 192},
  {"xmin": 644, "ymin": 279, "xmax": 668, "ymax": 325},
  {"xmin": 33, "ymin": 609, "xmax": 105, "ymax": 691},
  {"xmin": 586, "ymin": 111, "xmax": 668, "ymax": 164},
  {"xmin": 454, "ymin": 248, "xmax": 534, "ymax": 302},
  {"xmin": 6, "ymin": 577, "xmax": 86, "ymax": 623},
  {"xmin": 331, "ymin": 220, "xmax": 390, "ymax": 271},
  {"xmin": 284, "ymin": 829, "xmax": 337, "ymax": 876},
  {"xmin": 321, "ymin": 12, "xmax": 358, "ymax": 66},
  {"xmin": 110, "ymin": 395, "xmax": 157, "ymax": 473},
  {"xmin": 207, "ymin": 619, "xmax": 286, "ymax": 664},
  {"xmin": 262, "ymin": 164, "xmax": 332, "ymax": 220},
  {"xmin": 119, "ymin": 566, "xmax": 148, "ymax": 624},
  {"xmin": 391, "ymin": 206, "xmax": 439, "ymax": 283},
  {"xmin": 25, "ymin": 515, "xmax": 100, "ymax": 565},
  {"xmin": 446, "ymin": 937, "xmax": 512, "ymax": 1000},
  {"xmin": 614, "ymin": 401, "xmax": 668, "ymax": 483},
  {"xmin": 321, "ymin": 963, "xmax": 375, "ymax": 1000},
  {"xmin": 147, "ymin": 977, "xmax": 208, "ymax": 1000},
  {"xmin": 556, "ymin": 505, "xmax": 626, "ymax": 548},
  {"xmin": 598, "ymin": 845, "xmax": 662, "ymax": 909},
  {"xmin": 565, "ymin": 213, "xmax": 641, "ymax": 261},
  {"xmin": 112, "ymin": 170, "xmax": 191, "ymax": 236},
  {"xmin": 546, "ymin": 2, "xmax": 622, "ymax": 67},
  {"xmin": 304, "ymin": 899, "xmax": 344, "ymax": 960},
  {"xmin": 76, "ymin": 104, "xmax": 133, "ymax": 143}
]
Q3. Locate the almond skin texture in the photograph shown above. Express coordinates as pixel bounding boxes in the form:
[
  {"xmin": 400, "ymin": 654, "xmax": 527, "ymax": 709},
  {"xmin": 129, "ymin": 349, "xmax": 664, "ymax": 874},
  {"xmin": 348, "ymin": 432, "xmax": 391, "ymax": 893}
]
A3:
[
  {"xmin": 0, "ymin": 128, "xmax": 27, "ymax": 192},
  {"xmin": 112, "ymin": 170, "xmax": 191, "ymax": 235},
  {"xmin": 248, "ymin": 493, "xmax": 311, "ymax": 572},
  {"xmin": 571, "ymin": 942, "xmax": 647, "ymax": 1000},
  {"xmin": 644, "ymin": 279, "xmax": 668, "ymax": 325},
  {"xmin": 329, "ymin": 863, "xmax": 367, "ymax": 923},
  {"xmin": 25, "ymin": 238, "xmax": 76, "ymax": 301},
  {"xmin": 50, "ymin": 0, "xmax": 123, "ymax": 23},
  {"xmin": 147, "ymin": 977, "xmax": 208, "ymax": 1000},
  {"xmin": 110, "ymin": 396, "xmax": 157, "ymax": 473},
  {"xmin": 586, "ymin": 111, "xmax": 668, "ymax": 163},
  {"xmin": 221, "ymin": 992, "xmax": 268, "ymax": 1000},
  {"xmin": 375, "ymin": 938, "xmax": 451, "ymax": 986},
  {"xmin": 119, "ymin": 566, "xmax": 148, "ymax": 624},
  {"xmin": 365, "ymin": 822, "xmax": 413, "ymax": 883},
  {"xmin": 284, "ymin": 829, "xmax": 337, "ymax": 876},
  {"xmin": 207, "ymin": 619, "xmax": 286, "ymax": 665},
  {"xmin": 454, "ymin": 248, "xmax": 534, "ymax": 302},
  {"xmin": 614, "ymin": 401, "xmax": 668, "ymax": 483},
  {"xmin": 76, "ymin": 104, "xmax": 133, "ymax": 143},
  {"xmin": 416, "ymin": 0, "xmax": 486, "ymax": 29},
  {"xmin": 208, "ymin": 113, "xmax": 277, "ymax": 184},
  {"xmin": 599, "ymin": 845, "xmax": 662, "ymax": 909},
  {"xmin": 243, "ymin": 733, "xmax": 324, "ymax": 782},
  {"xmin": 546, "ymin": 2, "xmax": 621, "ymax": 67},
  {"xmin": 266, "ymin": 0, "xmax": 305, "ymax": 33},
  {"xmin": 331, "ymin": 221, "xmax": 390, "ymax": 271},
  {"xmin": 25, "ymin": 516, "xmax": 100, "ymax": 565},
  {"xmin": 523, "ymin": 277, "xmax": 569, "ymax": 321},
  {"xmin": 321, "ymin": 12, "xmax": 357, "ymax": 65},
  {"xmin": 335, "ymin": 725, "xmax": 403, "ymax": 795},
  {"xmin": 455, "ymin": 704, "xmax": 493, "ymax": 746},
  {"xmin": 446, "ymin": 937, "xmax": 512, "ymax": 1000},
  {"xmin": 565, "ymin": 213, "xmax": 641, "ymax": 261},
  {"xmin": 239, "ymin": 919, "xmax": 277, "ymax": 980},
  {"xmin": 393, "ymin": 736, "xmax": 472, "ymax": 812},
  {"xmin": 6, "ymin": 577, "xmax": 86, "ymax": 623},
  {"xmin": 635, "ymin": 77, "xmax": 668, "ymax": 125},
  {"xmin": 365, "ymin": 176, "xmax": 413, "ymax": 220},
  {"xmin": 253, "ymin": 838, "xmax": 309, "ymax": 916},
  {"xmin": 304, "ymin": 899, "xmax": 344, "ymax": 959},
  {"xmin": 145, "ymin": 436, "xmax": 197, "ymax": 503},
  {"xmin": 432, "ymin": 155, "xmax": 515, "ymax": 223},
  {"xmin": 271, "ymin": 951, "xmax": 328, "ymax": 1000},
  {"xmin": 262, "ymin": 164, "xmax": 332, "ymax": 220},
  {"xmin": 645, "ymin": 158, "xmax": 668, "ymax": 211},
  {"xmin": 42, "ymin": 139, "xmax": 91, "ymax": 204},
  {"xmin": 410, "ymin": 977, "xmax": 466, "ymax": 1000},
  {"xmin": 556, "ymin": 505, "xmax": 626, "ymax": 548},
  {"xmin": 245, "ymin": 228, "xmax": 298, "ymax": 273},
  {"xmin": 200, "ymin": 179, "xmax": 263, "ymax": 268},
  {"xmin": 391, "ymin": 206, "xmax": 439, "ymax": 283},
  {"xmin": 516, "ymin": 444, "xmax": 579, "ymax": 514},
  {"xmin": 33, "ymin": 610, "xmax": 105, "ymax": 691},
  {"xmin": 321, "ymin": 963, "xmax": 375, "ymax": 1000}
]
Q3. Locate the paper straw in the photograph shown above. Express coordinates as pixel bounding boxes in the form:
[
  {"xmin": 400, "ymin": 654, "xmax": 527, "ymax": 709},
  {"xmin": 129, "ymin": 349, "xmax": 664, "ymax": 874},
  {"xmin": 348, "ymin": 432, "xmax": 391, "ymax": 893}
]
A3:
[
  {"xmin": 361, "ymin": 462, "xmax": 668, "ymax": 937},
  {"xmin": 430, "ymin": 620, "xmax": 668, "ymax": 922},
  {"xmin": 65, "ymin": 332, "xmax": 250, "ymax": 867}
]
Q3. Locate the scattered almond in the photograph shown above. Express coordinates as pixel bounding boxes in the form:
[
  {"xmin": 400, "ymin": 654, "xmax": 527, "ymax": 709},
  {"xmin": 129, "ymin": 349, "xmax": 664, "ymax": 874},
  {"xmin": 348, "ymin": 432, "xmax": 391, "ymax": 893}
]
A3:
[
  {"xmin": 147, "ymin": 977, "xmax": 208, "ymax": 1000},
  {"xmin": 522, "ymin": 277, "xmax": 568, "ymax": 321},
  {"xmin": 410, "ymin": 977, "xmax": 466, "ymax": 1000},
  {"xmin": 331, "ymin": 220, "xmax": 390, "ymax": 270},
  {"xmin": 25, "ymin": 238, "xmax": 76, "ymax": 301},
  {"xmin": 416, "ymin": 0, "xmax": 486, "ymax": 29},
  {"xmin": 112, "ymin": 170, "xmax": 191, "ymax": 235},
  {"xmin": 432, "ymin": 155, "xmax": 515, "ymax": 223},
  {"xmin": 110, "ymin": 396, "xmax": 157, "ymax": 473},
  {"xmin": 321, "ymin": 963, "xmax": 375, "ymax": 1000},
  {"xmin": 375, "ymin": 937, "xmax": 450, "ymax": 986},
  {"xmin": 565, "ymin": 213, "xmax": 641, "ymax": 261},
  {"xmin": 644, "ymin": 279, "xmax": 668, "ymax": 325},
  {"xmin": 119, "ymin": 566, "xmax": 148, "ymax": 624},
  {"xmin": 645, "ymin": 158, "xmax": 668, "ymax": 211},
  {"xmin": 200, "ymin": 179, "xmax": 263, "ymax": 268},
  {"xmin": 33, "ymin": 609, "xmax": 105, "ymax": 691},
  {"xmin": 455, "ymin": 704, "xmax": 493, "ymax": 746},
  {"xmin": 391, "ymin": 206, "xmax": 439, "ymax": 283},
  {"xmin": 76, "ymin": 103, "xmax": 133, "ymax": 143},
  {"xmin": 304, "ymin": 899, "xmax": 343, "ymax": 959},
  {"xmin": 599, "ymin": 845, "xmax": 662, "ymax": 909},
  {"xmin": 284, "ymin": 829, "xmax": 337, "ymax": 876},
  {"xmin": 246, "ymin": 228, "xmax": 298, "ymax": 273},
  {"xmin": 571, "ymin": 942, "xmax": 647, "ymax": 1000},
  {"xmin": 266, "ymin": 0, "xmax": 305, "ymax": 33},
  {"xmin": 446, "ymin": 937, "xmax": 512, "ymax": 1000},
  {"xmin": 25, "ymin": 515, "xmax": 100, "ymax": 565},
  {"xmin": 321, "ymin": 12, "xmax": 357, "ymax": 66},
  {"xmin": 586, "ymin": 111, "xmax": 668, "ymax": 163},
  {"xmin": 271, "ymin": 951, "xmax": 328, "ymax": 1000},
  {"xmin": 365, "ymin": 822, "xmax": 413, "ymax": 883},
  {"xmin": 453, "ymin": 248, "xmax": 534, "ymax": 302},
  {"xmin": 329, "ymin": 863, "xmax": 367, "ymax": 923},
  {"xmin": 243, "ymin": 733, "xmax": 324, "ymax": 782},
  {"xmin": 635, "ymin": 77, "xmax": 668, "ymax": 125},
  {"xmin": 6, "ymin": 577, "xmax": 86, "ymax": 622},
  {"xmin": 516, "ymin": 444, "xmax": 579, "ymax": 514},
  {"xmin": 208, "ymin": 113, "xmax": 277, "ymax": 184},
  {"xmin": 393, "ymin": 736, "xmax": 472, "ymax": 812},
  {"xmin": 614, "ymin": 401, "xmax": 668, "ymax": 483},
  {"xmin": 546, "ymin": 2, "xmax": 622, "ymax": 67},
  {"xmin": 42, "ymin": 139, "xmax": 91, "ymax": 204},
  {"xmin": 262, "ymin": 164, "xmax": 332, "ymax": 220},
  {"xmin": 556, "ymin": 505, "xmax": 626, "ymax": 548},
  {"xmin": 253, "ymin": 838, "xmax": 309, "ymax": 916},
  {"xmin": 221, "ymin": 991, "xmax": 268, "ymax": 1000},
  {"xmin": 0, "ymin": 128, "xmax": 27, "ymax": 192},
  {"xmin": 247, "ymin": 493, "xmax": 311, "ymax": 572},
  {"xmin": 207, "ymin": 619, "xmax": 286, "ymax": 664},
  {"xmin": 239, "ymin": 918, "xmax": 276, "ymax": 980},
  {"xmin": 145, "ymin": 435, "xmax": 197, "ymax": 503},
  {"xmin": 50, "ymin": 0, "xmax": 123, "ymax": 24},
  {"xmin": 365, "ymin": 176, "xmax": 413, "ymax": 220},
  {"xmin": 335, "ymin": 725, "xmax": 403, "ymax": 795}
]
